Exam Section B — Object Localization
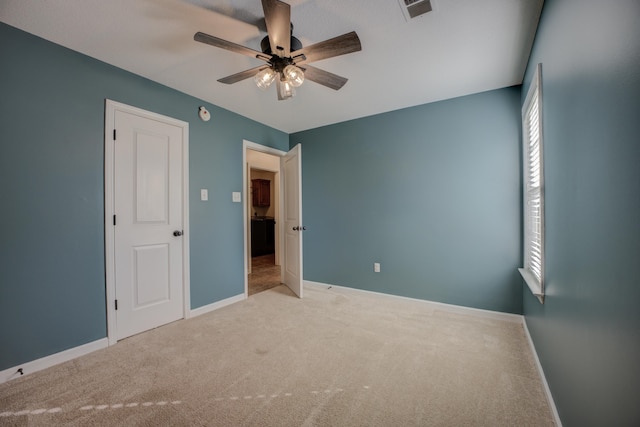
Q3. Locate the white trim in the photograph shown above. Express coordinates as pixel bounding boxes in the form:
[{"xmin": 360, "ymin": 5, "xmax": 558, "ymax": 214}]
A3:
[
  {"xmin": 304, "ymin": 281, "xmax": 524, "ymax": 323},
  {"xmin": 189, "ymin": 293, "xmax": 246, "ymax": 318},
  {"xmin": 104, "ymin": 101, "xmax": 116, "ymax": 345},
  {"xmin": 242, "ymin": 140, "xmax": 286, "ymax": 298},
  {"xmin": 243, "ymin": 140, "xmax": 287, "ymax": 157},
  {"xmin": 104, "ymin": 99, "xmax": 191, "ymax": 342},
  {"xmin": 181, "ymin": 123, "xmax": 191, "ymax": 320},
  {"xmin": 0, "ymin": 339, "xmax": 108, "ymax": 384},
  {"xmin": 519, "ymin": 267, "xmax": 544, "ymax": 303},
  {"xmin": 523, "ymin": 318, "xmax": 563, "ymax": 426}
]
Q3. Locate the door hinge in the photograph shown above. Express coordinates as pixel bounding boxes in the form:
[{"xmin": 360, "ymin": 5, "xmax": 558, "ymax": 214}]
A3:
[
  {"xmin": 113, "ymin": 214, "xmax": 116, "ymax": 226},
  {"xmin": 115, "ymin": 299, "xmax": 118, "ymax": 310},
  {"xmin": 113, "ymin": 129, "xmax": 116, "ymax": 140}
]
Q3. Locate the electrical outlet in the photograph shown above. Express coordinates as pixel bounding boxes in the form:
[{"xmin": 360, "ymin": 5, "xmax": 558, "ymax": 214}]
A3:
[{"xmin": 374, "ymin": 262, "xmax": 381, "ymax": 273}]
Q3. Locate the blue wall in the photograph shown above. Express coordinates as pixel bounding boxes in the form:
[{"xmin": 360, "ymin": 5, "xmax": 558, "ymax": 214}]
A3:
[
  {"xmin": 521, "ymin": 1, "xmax": 640, "ymax": 426},
  {"xmin": 0, "ymin": 23, "xmax": 288, "ymax": 370},
  {"xmin": 292, "ymin": 88, "xmax": 523, "ymax": 314}
]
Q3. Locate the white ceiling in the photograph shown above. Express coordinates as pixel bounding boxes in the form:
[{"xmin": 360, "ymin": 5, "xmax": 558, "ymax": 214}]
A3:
[{"xmin": 0, "ymin": 0, "xmax": 543, "ymax": 133}]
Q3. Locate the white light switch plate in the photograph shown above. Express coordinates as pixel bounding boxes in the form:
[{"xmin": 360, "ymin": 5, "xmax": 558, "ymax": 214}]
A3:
[
  {"xmin": 200, "ymin": 189, "xmax": 208, "ymax": 201},
  {"xmin": 232, "ymin": 192, "xmax": 241, "ymax": 203}
]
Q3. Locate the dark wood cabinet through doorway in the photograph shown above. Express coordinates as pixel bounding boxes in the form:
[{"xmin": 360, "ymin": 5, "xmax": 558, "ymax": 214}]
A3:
[
  {"xmin": 252, "ymin": 179, "xmax": 270, "ymax": 207},
  {"xmin": 251, "ymin": 217, "xmax": 275, "ymax": 257}
]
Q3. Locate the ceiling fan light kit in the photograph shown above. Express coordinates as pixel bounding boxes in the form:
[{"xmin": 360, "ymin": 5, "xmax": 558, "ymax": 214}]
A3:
[
  {"xmin": 254, "ymin": 67, "xmax": 276, "ymax": 90},
  {"xmin": 283, "ymin": 64, "xmax": 304, "ymax": 87},
  {"xmin": 278, "ymin": 79, "xmax": 295, "ymax": 99},
  {"xmin": 194, "ymin": 0, "xmax": 361, "ymax": 101}
]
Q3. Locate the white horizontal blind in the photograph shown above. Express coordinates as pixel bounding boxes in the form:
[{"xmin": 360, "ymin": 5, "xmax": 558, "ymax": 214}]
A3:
[{"xmin": 521, "ymin": 64, "xmax": 544, "ymax": 297}]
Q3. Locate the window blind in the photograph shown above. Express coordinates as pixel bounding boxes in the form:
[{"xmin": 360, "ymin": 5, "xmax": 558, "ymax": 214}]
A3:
[{"xmin": 520, "ymin": 63, "xmax": 544, "ymax": 300}]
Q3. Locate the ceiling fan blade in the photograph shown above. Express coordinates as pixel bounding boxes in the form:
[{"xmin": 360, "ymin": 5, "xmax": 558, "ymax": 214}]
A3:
[
  {"xmin": 194, "ymin": 32, "xmax": 271, "ymax": 62},
  {"xmin": 218, "ymin": 65, "xmax": 270, "ymax": 84},
  {"xmin": 294, "ymin": 31, "xmax": 361, "ymax": 65},
  {"xmin": 261, "ymin": 0, "xmax": 291, "ymax": 58},
  {"xmin": 300, "ymin": 65, "xmax": 348, "ymax": 90}
]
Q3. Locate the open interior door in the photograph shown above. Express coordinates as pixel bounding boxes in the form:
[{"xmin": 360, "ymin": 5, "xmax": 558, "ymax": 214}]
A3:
[{"xmin": 282, "ymin": 144, "xmax": 303, "ymax": 297}]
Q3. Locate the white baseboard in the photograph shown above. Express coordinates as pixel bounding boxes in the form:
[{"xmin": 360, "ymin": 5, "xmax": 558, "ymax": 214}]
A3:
[
  {"xmin": 0, "ymin": 338, "xmax": 108, "ymax": 384},
  {"xmin": 188, "ymin": 293, "xmax": 245, "ymax": 318},
  {"xmin": 0, "ymin": 293, "xmax": 245, "ymax": 384},
  {"xmin": 0, "ymin": 295, "xmax": 245, "ymax": 384},
  {"xmin": 304, "ymin": 280, "xmax": 523, "ymax": 323},
  {"xmin": 523, "ymin": 319, "xmax": 563, "ymax": 426}
]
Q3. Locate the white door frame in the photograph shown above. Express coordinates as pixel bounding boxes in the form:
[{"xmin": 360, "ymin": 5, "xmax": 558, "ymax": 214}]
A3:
[
  {"xmin": 104, "ymin": 100, "xmax": 190, "ymax": 346},
  {"xmin": 243, "ymin": 140, "xmax": 286, "ymax": 297}
]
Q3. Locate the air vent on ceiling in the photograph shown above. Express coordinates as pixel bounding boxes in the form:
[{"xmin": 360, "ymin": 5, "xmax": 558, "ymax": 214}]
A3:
[{"xmin": 398, "ymin": 0, "xmax": 433, "ymax": 21}]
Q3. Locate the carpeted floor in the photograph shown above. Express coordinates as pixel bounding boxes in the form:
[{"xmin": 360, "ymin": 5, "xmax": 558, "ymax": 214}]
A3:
[
  {"xmin": 0, "ymin": 284, "xmax": 555, "ymax": 426},
  {"xmin": 248, "ymin": 254, "xmax": 281, "ymax": 296}
]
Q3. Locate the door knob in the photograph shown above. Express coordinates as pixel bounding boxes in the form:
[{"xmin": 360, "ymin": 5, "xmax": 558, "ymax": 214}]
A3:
[
  {"xmin": 292, "ymin": 226, "xmax": 299, "ymax": 231},
  {"xmin": 173, "ymin": 230, "xmax": 183, "ymax": 237}
]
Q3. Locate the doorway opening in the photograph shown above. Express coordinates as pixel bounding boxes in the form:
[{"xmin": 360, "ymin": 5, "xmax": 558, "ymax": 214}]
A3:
[
  {"xmin": 248, "ymin": 167, "xmax": 281, "ymax": 295},
  {"xmin": 243, "ymin": 140, "xmax": 303, "ymax": 298},
  {"xmin": 244, "ymin": 143, "xmax": 284, "ymax": 297}
]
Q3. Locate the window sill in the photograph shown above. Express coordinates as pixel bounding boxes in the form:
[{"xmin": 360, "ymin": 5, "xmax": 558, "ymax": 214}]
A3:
[{"xmin": 519, "ymin": 268, "xmax": 544, "ymax": 304}]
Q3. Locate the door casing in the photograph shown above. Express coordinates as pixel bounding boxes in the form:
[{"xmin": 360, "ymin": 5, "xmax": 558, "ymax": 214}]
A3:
[{"xmin": 104, "ymin": 100, "xmax": 190, "ymax": 346}]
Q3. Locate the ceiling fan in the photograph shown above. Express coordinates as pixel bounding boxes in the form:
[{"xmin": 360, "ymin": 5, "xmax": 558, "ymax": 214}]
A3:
[{"xmin": 194, "ymin": 0, "xmax": 362, "ymax": 100}]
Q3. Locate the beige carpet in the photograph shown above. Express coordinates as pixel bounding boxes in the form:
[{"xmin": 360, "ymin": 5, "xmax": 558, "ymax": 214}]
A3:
[{"xmin": 0, "ymin": 284, "xmax": 555, "ymax": 426}]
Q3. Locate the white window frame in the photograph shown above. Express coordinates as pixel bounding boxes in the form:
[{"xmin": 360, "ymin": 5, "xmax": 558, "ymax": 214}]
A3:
[{"xmin": 519, "ymin": 63, "xmax": 545, "ymax": 304}]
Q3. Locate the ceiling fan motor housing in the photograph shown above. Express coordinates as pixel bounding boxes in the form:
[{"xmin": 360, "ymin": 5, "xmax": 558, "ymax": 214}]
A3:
[
  {"xmin": 260, "ymin": 34, "xmax": 303, "ymax": 56},
  {"xmin": 260, "ymin": 34, "xmax": 303, "ymax": 74}
]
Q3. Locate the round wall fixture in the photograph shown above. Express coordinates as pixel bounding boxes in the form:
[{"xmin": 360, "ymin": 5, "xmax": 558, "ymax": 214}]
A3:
[{"xmin": 198, "ymin": 106, "xmax": 211, "ymax": 122}]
